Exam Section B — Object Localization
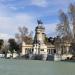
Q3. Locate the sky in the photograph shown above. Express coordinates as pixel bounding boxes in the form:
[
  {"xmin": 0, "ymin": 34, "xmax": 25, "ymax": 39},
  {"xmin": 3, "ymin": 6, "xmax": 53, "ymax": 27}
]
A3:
[{"xmin": 0, "ymin": 0, "xmax": 75, "ymax": 38}]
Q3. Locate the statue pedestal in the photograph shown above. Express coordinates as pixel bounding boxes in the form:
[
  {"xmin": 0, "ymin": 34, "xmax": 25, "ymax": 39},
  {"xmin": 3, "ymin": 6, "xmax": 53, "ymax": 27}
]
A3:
[{"xmin": 33, "ymin": 44, "xmax": 47, "ymax": 55}]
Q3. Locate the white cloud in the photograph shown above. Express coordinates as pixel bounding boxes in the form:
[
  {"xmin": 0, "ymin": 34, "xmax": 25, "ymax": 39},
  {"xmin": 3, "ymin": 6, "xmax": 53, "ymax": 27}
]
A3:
[
  {"xmin": 15, "ymin": 13, "xmax": 36, "ymax": 30},
  {"xmin": 0, "ymin": 16, "xmax": 18, "ymax": 36},
  {"xmin": 0, "ymin": 33, "xmax": 13, "ymax": 40},
  {"xmin": 0, "ymin": 12, "xmax": 36, "ymax": 36},
  {"xmin": 0, "ymin": 0, "xmax": 74, "ymax": 38},
  {"xmin": 15, "ymin": 13, "xmax": 33, "ymax": 24},
  {"xmin": 44, "ymin": 23, "xmax": 57, "ymax": 37},
  {"xmin": 0, "ymin": 0, "xmax": 37, "ymax": 36},
  {"xmin": 0, "ymin": 10, "xmax": 57, "ymax": 37},
  {"xmin": 0, "ymin": 17, "xmax": 15, "ymax": 29},
  {"xmin": 31, "ymin": 0, "xmax": 48, "ymax": 7}
]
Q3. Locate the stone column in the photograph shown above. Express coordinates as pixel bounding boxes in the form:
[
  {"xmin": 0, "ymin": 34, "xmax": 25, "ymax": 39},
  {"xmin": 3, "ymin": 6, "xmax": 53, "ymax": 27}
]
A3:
[
  {"xmin": 21, "ymin": 47, "xmax": 25, "ymax": 56},
  {"xmin": 66, "ymin": 46, "xmax": 69, "ymax": 54},
  {"xmin": 21, "ymin": 41, "xmax": 26, "ymax": 56}
]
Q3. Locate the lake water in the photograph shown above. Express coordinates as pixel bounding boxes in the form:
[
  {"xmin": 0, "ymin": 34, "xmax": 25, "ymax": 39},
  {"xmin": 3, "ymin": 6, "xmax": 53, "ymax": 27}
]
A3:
[{"xmin": 0, "ymin": 59, "xmax": 75, "ymax": 75}]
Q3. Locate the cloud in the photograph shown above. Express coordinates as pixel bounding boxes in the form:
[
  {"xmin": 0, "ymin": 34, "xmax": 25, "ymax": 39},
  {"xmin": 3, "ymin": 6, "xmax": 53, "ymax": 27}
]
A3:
[
  {"xmin": 0, "ymin": 0, "xmax": 36, "ymax": 36},
  {"xmin": 0, "ymin": 0, "xmax": 31, "ymax": 11},
  {"xmin": 15, "ymin": 13, "xmax": 33, "ymax": 23},
  {"xmin": 31, "ymin": 0, "xmax": 48, "ymax": 7},
  {"xmin": 0, "ymin": 0, "xmax": 74, "ymax": 37},
  {"xmin": 44, "ymin": 23, "xmax": 57, "ymax": 37},
  {"xmin": 0, "ymin": 12, "xmax": 36, "ymax": 36},
  {"xmin": 15, "ymin": 13, "xmax": 36, "ymax": 31},
  {"xmin": 0, "ymin": 33, "xmax": 13, "ymax": 40},
  {"xmin": 0, "ymin": 16, "xmax": 17, "ymax": 35}
]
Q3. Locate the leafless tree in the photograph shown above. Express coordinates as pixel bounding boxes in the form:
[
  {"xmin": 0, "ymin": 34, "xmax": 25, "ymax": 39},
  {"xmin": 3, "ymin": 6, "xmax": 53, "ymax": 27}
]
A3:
[
  {"xmin": 69, "ymin": 3, "xmax": 75, "ymax": 39},
  {"xmin": 56, "ymin": 10, "xmax": 72, "ymax": 41},
  {"xmin": 18, "ymin": 26, "xmax": 28, "ymax": 36},
  {"xmin": 56, "ymin": 10, "xmax": 73, "ymax": 54},
  {"xmin": 15, "ymin": 26, "xmax": 33, "ymax": 44}
]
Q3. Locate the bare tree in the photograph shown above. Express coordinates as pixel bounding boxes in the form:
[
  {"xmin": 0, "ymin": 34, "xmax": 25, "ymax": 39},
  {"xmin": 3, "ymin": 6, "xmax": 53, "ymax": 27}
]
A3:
[
  {"xmin": 15, "ymin": 26, "xmax": 33, "ymax": 44},
  {"xmin": 69, "ymin": 3, "xmax": 75, "ymax": 54},
  {"xmin": 69, "ymin": 3, "xmax": 75, "ymax": 38},
  {"xmin": 56, "ymin": 10, "xmax": 72, "ymax": 41},
  {"xmin": 18, "ymin": 26, "xmax": 28, "ymax": 36},
  {"xmin": 28, "ymin": 31, "xmax": 33, "ymax": 38}
]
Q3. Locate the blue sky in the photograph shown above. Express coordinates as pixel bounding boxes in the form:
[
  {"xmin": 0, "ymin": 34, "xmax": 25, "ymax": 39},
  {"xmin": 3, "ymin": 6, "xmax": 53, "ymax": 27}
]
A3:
[{"xmin": 0, "ymin": 0, "xmax": 75, "ymax": 37}]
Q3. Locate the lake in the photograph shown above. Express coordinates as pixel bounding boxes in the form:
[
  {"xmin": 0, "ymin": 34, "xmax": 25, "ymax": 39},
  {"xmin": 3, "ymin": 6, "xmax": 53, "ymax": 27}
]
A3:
[{"xmin": 0, "ymin": 59, "xmax": 75, "ymax": 75}]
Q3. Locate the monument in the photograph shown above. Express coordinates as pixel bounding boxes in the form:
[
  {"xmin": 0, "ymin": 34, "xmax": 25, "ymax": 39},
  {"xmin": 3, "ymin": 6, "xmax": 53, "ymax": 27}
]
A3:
[{"xmin": 33, "ymin": 20, "xmax": 47, "ymax": 55}]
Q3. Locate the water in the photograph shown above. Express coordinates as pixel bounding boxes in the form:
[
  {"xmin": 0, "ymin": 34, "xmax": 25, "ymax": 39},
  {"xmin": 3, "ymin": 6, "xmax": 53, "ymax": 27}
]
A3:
[{"xmin": 0, "ymin": 59, "xmax": 75, "ymax": 75}]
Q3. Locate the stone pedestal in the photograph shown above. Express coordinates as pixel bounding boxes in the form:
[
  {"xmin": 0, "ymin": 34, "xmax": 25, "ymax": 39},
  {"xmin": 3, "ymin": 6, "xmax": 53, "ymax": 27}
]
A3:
[{"xmin": 33, "ymin": 44, "xmax": 47, "ymax": 55}]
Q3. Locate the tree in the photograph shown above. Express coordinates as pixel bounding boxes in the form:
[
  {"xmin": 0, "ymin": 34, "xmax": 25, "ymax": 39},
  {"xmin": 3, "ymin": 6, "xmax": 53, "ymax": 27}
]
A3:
[
  {"xmin": 0, "ymin": 39, "xmax": 4, "ymax": 53},
  {"xmin": 56, "ymin": 10, "xmax": 72, "ymax": 42},
  {"xmin": 1, "ymin": 41, "xmax": 9, "ymax": 58},
  {"xmin": 69, "ymin": 3, "xmax": 75, "ymax": 38},
  {"xmin": 54, "ymin": 36, "xmax": 62, "ymax": 54},
  {"xmin": 15, "ymin": 26, "xmax": 28, "ymax": 42},
  {"xmin": 44, "ymin": 35, "xmax": 49, "ymax": 44},
  {"xmin": 70, "ymin": 42, "xmax": 75, "ymax": 55},
  {"xmin": 48, "ymin": 37, "xmax": 55, "ymax": 44},
  {"xmin": 15, "ymin": 26, "xmax": 33, "ymax": 44},
  {"xmin": 8, "ymin": 38, "xmax": 19, "ymax": 57},
  {"xmin": 15, "ymin": 43, "xmax": 21, "ymax": 56},
  {"xmin": 57, "ymin": 10, "xmax": 71, "ymax": 37},
  {"xmin": 19, "ymin": 26, "xmax": 28, "ymax": 36},
  {"xmin": 56, "ymin": 4, "xmax": 75, "ymax": 55}
]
